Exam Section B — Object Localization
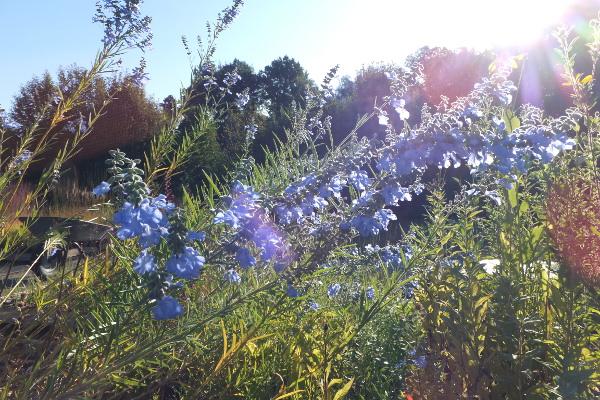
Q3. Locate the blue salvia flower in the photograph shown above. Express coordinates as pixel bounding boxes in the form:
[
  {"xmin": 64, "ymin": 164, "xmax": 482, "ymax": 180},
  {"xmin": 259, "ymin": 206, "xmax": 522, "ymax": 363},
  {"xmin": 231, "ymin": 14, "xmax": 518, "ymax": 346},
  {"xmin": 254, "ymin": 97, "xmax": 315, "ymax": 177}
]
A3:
[
  {"xmin": 224, "ymin": 269, "xmax": 241, "ymax": 284},
  {"xmin": 273, "ymin": 262, "xmax": 288, "ymax": 273},
  {"xmin": 302, "ymin": 194, "xmax": 328, "ymax": 211},
  {"xmin": 12, "ymin": 150, "xmax": 33, "ymax": 167},
  {"xmin": 113, "ymin": 199, "xmax": 170, "ymax": 249},
  {"xmin": 349, "ymin": 170, "xmax": 371, "ymax": 191},
  {"xmin": 349, "ymin": 215, "xmax": 381, "ymax": 237},
  {"xmin": 381, "ymin": 184, "xmax": 412, "ymax": 205},
  {"xmin": 286, "ymin": 284, "xmax": 299, "ymax": 298},
  {"xmin": 186, "ymin": 231, "xmax": 206, "ymax": 242},
  {"xmin": 133, "ymin": 250, "xmax": 156, "ymax": 275},
  {"xmin": 152, "ymin": 296, "xmax": 184, "ymax": 320},
  {"xmin": 214, "ymin": 181, "xmax": 260, "ymax": 229},
  {"xmin": 403, "ymin": 281, "xmax": 417, "ymax": 299},
  {"xmin": 391, "ymin": 98, "xmax": 409, "ymax": 120},
  {"xmin": 252, "ymin": 225, "xmax": 284, "ymax": 261},
  {"xmin": 408, "ymin": 349, "xmax": 427, "ymax": 369},
  {"xmin": 275, "ymin": 205, "xmax": 304, "ymax": 226},
  {"xmin": 93, "ymin": 0, "xmax": 152, "ymax": 50},
  {"xmin": 92, "ymin": 181, "xmax": 111, "ymax": 197},
  {"xmin": 328, "ymin": 283, "xmax": 341, "ymax": 298},
  {"xmin": 462, "ymin": 106, "xmax": 483, "ymax": 125},
  {"xmin": 235, "ymin": 89, "xmax": 250, "ymax": 108},
  {"xmin": 378, "ymin": 111, "xmax": 389, "ymax": 126},
  {"xmin": 318, "ymin": 176, "xmax": 345, "ymax": 199},
  {"xmin": 165, "ymin": 246, "xmax": 205, "ymax": 280},
  {"xmin": 366, "ymin": 286, "xmax": 375, "ymax": 300},
  {"xmin": 223, "ymin": 70, "xmax": 241, "ymax": 87},
  {"xmin": 151, "ymin": 194, "xmax": 176, "ymax": 213},
  {"xmin": 235, "ymin": 247, "xmax": 256, "ymax": 268},
  {"xmin": 213, "ymin": 209, "xmax": 241, "ymax": 229},
  {"xmin": 374, "ymin": 208, "xmax": 397, "ymax": 230},
  {"xmin": 381, "ymin": 249, "xmax": 401, "ymax": 268},
  {"xmin": 244, "ymin": 124, "xmax": 258, "ymax": 142}
]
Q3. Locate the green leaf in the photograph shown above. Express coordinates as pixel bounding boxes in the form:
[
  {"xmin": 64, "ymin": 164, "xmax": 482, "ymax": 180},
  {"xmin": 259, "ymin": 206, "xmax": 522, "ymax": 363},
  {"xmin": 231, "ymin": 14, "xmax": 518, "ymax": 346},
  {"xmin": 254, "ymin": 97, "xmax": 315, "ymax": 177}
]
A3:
[
  {"xmin": 333, "ymin": 378, "xmax": 354, "ymax": 400},
  {"xmin": 440, "ymin": 231, "xmax": 453, "ymax": 246},
  {"xmin": 508, "ymin": 187, "xmax": 518, "ymax": 209},
  {"xmin": 581, "ymin": 74, "xmax": 593, "ymax": 85},
  {"xmin": 519, "ymin": 201, "xmax": 529, "ymax": 216},
  {"xmin": 502, "ymin": 110, "xmax": 521, "ymax": 132},
  {"xmin": 530, "ymin": 225, "xmax": 544, "ymax": 245},
  {"xmin": 274, "ymin": 390, "xmax": 305, "ymax": 399}
]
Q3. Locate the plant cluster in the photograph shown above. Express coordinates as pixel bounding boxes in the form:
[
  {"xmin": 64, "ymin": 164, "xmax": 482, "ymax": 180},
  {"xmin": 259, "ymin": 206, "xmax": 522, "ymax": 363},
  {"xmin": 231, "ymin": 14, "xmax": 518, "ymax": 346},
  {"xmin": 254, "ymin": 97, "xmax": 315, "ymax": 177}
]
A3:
[{"xmin": 1, "ymin": 2, "xmax": 599, "ymax": 399}]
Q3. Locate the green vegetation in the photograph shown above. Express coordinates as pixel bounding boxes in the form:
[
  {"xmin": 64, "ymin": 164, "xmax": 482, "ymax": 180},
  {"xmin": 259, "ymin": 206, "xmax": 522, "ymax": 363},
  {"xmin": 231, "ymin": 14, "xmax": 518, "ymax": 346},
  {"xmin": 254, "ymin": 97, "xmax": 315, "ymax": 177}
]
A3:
[{"xmin": 1, "ymin": 2, "xmax": 599, "ymax": 399}]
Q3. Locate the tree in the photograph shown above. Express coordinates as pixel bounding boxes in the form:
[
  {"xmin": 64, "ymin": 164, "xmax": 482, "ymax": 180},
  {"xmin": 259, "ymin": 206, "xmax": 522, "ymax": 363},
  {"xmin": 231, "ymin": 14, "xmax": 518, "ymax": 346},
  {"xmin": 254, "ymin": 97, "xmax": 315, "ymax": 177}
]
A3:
[
  {"xmin": 160, "ymin": 95, "xmax": 177, "ymax": 116},
  {"xmin": 408, "ymin": 47, "xmax": 492, "ymax": 105},
  {"xmin": 253, "ymin": 56, "xmax": 312, "ymax": 157},
  {"xmin": 259, "ymin": 56, "xmax": 310, "ymax": 116},
  {"xmin": 9, "ymin": 72, "xmax": 57, "ymax": 132},
  {"xmin": 7, "ymin": 66, "xmax": 162, "ymax": 180}
]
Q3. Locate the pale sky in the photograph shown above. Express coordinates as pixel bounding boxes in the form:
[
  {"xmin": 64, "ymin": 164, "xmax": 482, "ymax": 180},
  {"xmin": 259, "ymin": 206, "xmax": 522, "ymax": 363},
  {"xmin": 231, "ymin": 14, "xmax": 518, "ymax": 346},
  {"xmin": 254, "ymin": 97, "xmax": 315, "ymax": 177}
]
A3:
[{"xmin": 0, "ymin": 0, "xmax": 592, "ymax": 110}]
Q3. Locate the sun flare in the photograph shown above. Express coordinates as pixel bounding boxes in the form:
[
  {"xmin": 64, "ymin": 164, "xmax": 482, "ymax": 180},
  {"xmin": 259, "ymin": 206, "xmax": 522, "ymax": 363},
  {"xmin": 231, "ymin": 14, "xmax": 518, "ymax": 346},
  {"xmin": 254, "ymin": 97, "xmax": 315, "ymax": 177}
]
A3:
[{"xmin": 329, "ymin": 0, "xmax": 580, "ymax": 76}]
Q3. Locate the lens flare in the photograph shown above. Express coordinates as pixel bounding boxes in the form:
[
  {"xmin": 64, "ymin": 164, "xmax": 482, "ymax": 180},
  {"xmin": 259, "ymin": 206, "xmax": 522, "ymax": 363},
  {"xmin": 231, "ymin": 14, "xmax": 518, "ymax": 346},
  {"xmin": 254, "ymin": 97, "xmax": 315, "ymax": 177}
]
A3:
[{"xmin": 547, "ymin": 178, "xmax": 600, "ymax": 286}]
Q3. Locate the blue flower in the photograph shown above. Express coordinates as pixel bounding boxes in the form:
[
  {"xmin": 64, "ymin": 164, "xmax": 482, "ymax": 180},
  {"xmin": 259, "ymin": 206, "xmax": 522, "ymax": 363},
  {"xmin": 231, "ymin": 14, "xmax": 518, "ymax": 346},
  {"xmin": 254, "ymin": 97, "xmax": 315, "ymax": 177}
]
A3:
[
  {"xmin": 245, "ymin": 124, "xmax": 258, "ymax": 140},
  {"xmin": 186, "ymin": 231, "xmax": 206, "ymax": 242},
  {"xmin": 381, "ymin": 248, "xmax": 401, "ymax": 268},
  {"xmin": 213, "ymin": 209, "xmax": 240, "ymax": 229},
  {"xmin": 403, "ymin": 281, "xmax": 417, "ymax": 298},
  {"xmin": 286, "ymin": 284, "xmax": 299, "ymax": 298},
  {"xmin": 318, "ymin": 176, "xmax": 344, "ymax": 199},
  {"xmin": 235, "ymin": 91, "xmax": 250, "ymax": 108},
  {"xmin": 391, "ymin": 98, "xmax": 409, "ymax": 120},
  {"xmin": 462, "ymin": 106, "xmax": 483, "ymax": 124},
  {"xmin": 275, "ymin": 205, "xmax": 304, "ymax": 225},
  {"xmin": 349, "ymin": 170, "xmax": 371, "ymax": 191},
  {"xmin": 300, "ymin": 195, "xmax": 328, "ymax": 217},
  {"xmin": 374, "ymin": 208, "xmax": 397, "ymax": 231},
  {"xmin": 252, "ymin": 225, "xmax": 283, "ymax": 261},
  {"xmin": 352, "ymin": 190, "xmax": 375, "ymax": 208},
  {"xmin": 308, "ymin": 300, "xmax": 319, "ymax": 311},
  {"xmin": 224, "ymin": 269, "xmax": 241, "ymax": 284},
  {"xmin": 165, "ymin": 246, "xmax": 205, "ymax": 280},
  {"xmin": 273, "ymin": 261, "xmax": 288, "ymax": 273},
  {"xmin": 236, "ymin": 247, "xmax": 256, "ymax": 268},
  {"xmin": 151, "ymin": 194, "xmax": 176, "ymax": 213},
  {"xmin": 214, "ymin": 181, "xmax": 260, "ymax": 229},
  {"xmin": 133, "ymin": 250, "xmax": 156, "ymax": 275},
  {"xmin": 382, "ymin": 184, "xmax": 412, "ymax": 205},
  {"xmin": 92, "ymin": 181, "xmax": 111, "ymax": 197},
  {"xmin": 378, "ymin": 112, "xmax": 389, "ymax": 126},
  {"xmin": 113, "ymin": 199, "xmax": 170, "ymax": 249},
  {"xmin": 13, "ymin": 150, "xmax": 32, "ymax": 166},
  {"xmin": 223, "ymin": 71, "xmax": 241, "ymax": 86},
  {"xmin": 152, "ymin": 296, "xmax": 184, "ymax": 320},
  {"xmin": 366, "ymin": 286, "xmax": 375, "ymax": 300},
  {"xmin": 328, "ymin": 283, "xmax": 341, "ymax": 298},
  {"xmin": 350, "ymin": 215, "xmax": 381, "ymax": 237},
  {"xmin": 414, "ymin": 355, "xmax": 427, "ymax": 369}
]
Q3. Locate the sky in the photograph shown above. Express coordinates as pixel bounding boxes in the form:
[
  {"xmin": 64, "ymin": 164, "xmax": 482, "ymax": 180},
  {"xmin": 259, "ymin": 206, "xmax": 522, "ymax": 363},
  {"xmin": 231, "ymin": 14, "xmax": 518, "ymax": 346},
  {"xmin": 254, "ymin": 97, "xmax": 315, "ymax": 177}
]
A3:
[{"xmin": 0, "ymin": 0, "xmax": 595, "ymax": 110}]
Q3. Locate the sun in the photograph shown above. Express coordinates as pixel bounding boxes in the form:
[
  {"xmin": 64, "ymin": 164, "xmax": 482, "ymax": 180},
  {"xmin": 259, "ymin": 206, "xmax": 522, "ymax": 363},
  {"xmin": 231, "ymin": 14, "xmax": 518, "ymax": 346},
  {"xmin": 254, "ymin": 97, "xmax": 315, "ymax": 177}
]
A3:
[
  {"xmin": 327, "ymin": 0, "xmax": 578, "ymax": 78},
  {"xmin": 457, "ymin": 0, "xmax": 578, "ymax": 47}
]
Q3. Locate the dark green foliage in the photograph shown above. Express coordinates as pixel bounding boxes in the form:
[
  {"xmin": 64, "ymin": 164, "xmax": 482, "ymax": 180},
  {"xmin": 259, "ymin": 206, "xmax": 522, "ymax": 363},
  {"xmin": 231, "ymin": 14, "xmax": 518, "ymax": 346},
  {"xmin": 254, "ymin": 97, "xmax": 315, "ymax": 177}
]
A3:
[
  {"xmin": 6, "ymin": 65, "xmax": 163, "ymax": 184},
  {"xmin": 9, "ymin": 71, "xmax": 57, "ymax": 131}
]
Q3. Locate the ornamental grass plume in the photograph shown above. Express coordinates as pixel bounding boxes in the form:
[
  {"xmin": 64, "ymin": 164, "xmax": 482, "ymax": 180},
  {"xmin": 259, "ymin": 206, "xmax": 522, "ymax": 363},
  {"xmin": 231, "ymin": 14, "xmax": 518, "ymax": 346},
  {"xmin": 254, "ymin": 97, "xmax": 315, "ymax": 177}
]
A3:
[{"xmin": 547, "ymin": 177, "xmax": 600, "ymax": 287}]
